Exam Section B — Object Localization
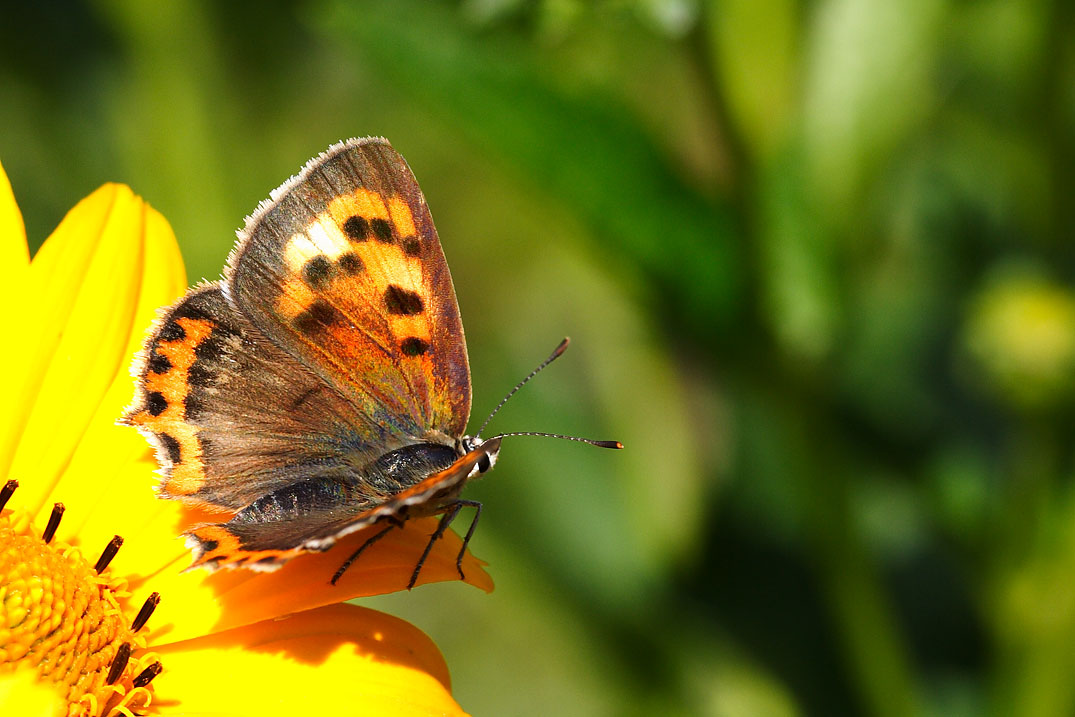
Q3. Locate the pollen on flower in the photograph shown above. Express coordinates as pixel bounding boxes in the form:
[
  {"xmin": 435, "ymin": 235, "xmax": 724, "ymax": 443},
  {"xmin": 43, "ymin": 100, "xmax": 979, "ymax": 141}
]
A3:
[{"xmin": 0, "ymin": 483, "xmax": 163, "ymax": 716}]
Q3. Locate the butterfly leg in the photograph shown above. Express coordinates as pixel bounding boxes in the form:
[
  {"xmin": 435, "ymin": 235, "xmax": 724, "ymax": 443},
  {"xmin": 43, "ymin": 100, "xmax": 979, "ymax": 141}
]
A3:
[
  {"xmin": 408, "ymin": 502, "xmax": 464, "ymax": 589},
  {"xmin": 452, "ymin": 499, "xmax": 483, "ymax": 581},
  {"xmin": 331, "ymin": 521, "xmax": 398, "ymax": 585}
]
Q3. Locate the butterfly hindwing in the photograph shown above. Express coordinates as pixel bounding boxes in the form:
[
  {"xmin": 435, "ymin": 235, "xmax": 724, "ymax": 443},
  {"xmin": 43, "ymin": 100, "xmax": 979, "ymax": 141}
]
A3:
[
  {"xmin": 227, "ymin": 138, "xmax": 471, "ymax": 445},
  {"xmin": 124, "ymin": 284, "xmax": 391, "ymax": 510}
]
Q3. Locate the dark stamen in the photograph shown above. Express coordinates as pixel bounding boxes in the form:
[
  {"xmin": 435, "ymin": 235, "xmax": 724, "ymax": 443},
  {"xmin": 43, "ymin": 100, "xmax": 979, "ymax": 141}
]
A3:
[
  {"xmin": 132, "ymin": 661, "xmax": 163, "ymax": 688},
  {"xmin": 43, "ymin": 503, "xmax": 64, "ymax": 543},
  {"xmin": 0, "ymin": 479, "xmax": 17, "ymax": 511},
  {"xmin": 132, "ymin": 592, "xmax": 161, "ymax": 632},
  {"xmin": 107, "ymin": 643, "xmax": 132, "ymax": 685},
  {"xmin": 94, "ymin": 535, "xmax": 124, "ymax": 573}
]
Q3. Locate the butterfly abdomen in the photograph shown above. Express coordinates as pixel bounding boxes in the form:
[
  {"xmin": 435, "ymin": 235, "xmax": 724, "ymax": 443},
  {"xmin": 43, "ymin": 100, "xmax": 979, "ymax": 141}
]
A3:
[{"xmin": 228, "ymin": 479, "xmax": 361, "ymax": 532}]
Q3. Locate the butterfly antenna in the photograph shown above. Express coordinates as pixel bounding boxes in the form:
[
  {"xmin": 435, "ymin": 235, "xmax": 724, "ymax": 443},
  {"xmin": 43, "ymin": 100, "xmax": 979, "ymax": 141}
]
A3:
[
  {"xmin": 476, "ymin": 337, "xmax": 571, "ymax": 438},
  {"xmin": 488, "ymin": 431, "xmax": 623, "ymax": 450}
]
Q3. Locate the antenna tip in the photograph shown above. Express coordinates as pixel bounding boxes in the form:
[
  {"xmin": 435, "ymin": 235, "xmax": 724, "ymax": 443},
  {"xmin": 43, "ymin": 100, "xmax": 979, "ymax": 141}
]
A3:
[
  {"xmin": 553, "ymin": 337, "xmax": 570, "ymax": 358},
  {"xmin": 596, "ymin": 440, "xmax": 624, "ymax": 449}
]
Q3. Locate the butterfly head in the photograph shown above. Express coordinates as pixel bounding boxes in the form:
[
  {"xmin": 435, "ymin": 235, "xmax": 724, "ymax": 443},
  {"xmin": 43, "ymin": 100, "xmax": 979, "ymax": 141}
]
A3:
[{"xmin": 457, "ymin": 435, "xmax": 501, "ymax": 476}]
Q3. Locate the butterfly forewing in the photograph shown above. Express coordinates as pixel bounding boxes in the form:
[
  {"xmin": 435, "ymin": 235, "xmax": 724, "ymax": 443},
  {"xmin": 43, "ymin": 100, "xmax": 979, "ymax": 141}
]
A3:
[{"xmin": 227, "ymin": 138, "xmax": 471, "ymax": 441}]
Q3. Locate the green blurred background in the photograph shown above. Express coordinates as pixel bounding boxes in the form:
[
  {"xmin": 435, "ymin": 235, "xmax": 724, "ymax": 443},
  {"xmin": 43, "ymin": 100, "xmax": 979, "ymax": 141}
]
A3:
[{"xmin": 4, "ymin": 1, "xmax": 1075, "ymax": 714}]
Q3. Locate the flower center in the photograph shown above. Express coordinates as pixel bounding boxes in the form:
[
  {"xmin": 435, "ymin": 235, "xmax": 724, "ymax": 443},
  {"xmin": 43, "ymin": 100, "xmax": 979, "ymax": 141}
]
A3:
[{"xmin": 0, "ymin": 480, "xmax": 162, "ymax": 716}]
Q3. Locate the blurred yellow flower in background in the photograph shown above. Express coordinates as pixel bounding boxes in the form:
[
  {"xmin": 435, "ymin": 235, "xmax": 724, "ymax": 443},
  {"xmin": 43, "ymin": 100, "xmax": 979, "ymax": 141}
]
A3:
[
  {"xmin": 0, "ymin": 161, "xmax": 488, "ymax": 716},
  {"xmin": 963, "ymin": 268, "xmax": 1075, "ymax": 411}
]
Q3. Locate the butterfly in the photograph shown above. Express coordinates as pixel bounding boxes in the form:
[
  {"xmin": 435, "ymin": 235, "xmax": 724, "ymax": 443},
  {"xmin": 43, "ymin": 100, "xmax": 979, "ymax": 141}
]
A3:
[{"xmin": 123, "ymin": 137, "xmax": 620, "ymax": 587}]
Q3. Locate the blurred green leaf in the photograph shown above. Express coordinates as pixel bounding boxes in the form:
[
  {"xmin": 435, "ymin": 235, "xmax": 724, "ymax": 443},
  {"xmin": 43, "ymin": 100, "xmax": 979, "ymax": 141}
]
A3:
[
  {"xmin": 756, "ymin": 146, "xmax": 840, "ymax": 362},
  {"xmin": 703, "ymin": 0, "xmax": 799, "ymax": 161},
  {"xmin": 801, "ymin": 0, "xmax": 945, "ymax": 224},
  {"xmin": 96, "ymin": 0, "xmax": 236, "ymax": 279}
]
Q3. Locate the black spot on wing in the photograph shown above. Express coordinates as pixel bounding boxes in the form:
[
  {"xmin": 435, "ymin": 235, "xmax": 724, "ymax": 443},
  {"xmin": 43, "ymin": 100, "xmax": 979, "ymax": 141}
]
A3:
[
  {"xmin": 384, "ymin": 285, "xmax": 424, "ymax": 316},
  {"xmin": 302, "ymin": 256, "xmax": 335, "ymax": 289},
  {"xmin": 403, "ymin": 237, "xmax": 421, "ymax": 256},
  {"xmin": 343, "ymin": 215, "xmax": 369, "ymax": 241},
  {"xmin": 294, "ymin": 299, "xmax": 344, "ymax": 335},
  {"xmin": 338, "ymin": 252, "xmax": 364, "ymax": 275},
  {"xmin": 147, "ymin": 351, "xmax": 172, "ymax": 375},
  {"xmin": 146, "ymin": 392, "xmax": 167, "ymax": 417},
  {"xmin": 400, "ymin": 337, "xmax": 429, "ymax": 356},
  {"xmin": 371, "ymin": 218, "xmax": 393, "ymax": 242},
  {"xmin": 158, "ymin": 320, "xmax": 186, "ymax": 342},
  {"xmin": 158, "ymin": 433, "xmax": 181, "ymax": 463}
]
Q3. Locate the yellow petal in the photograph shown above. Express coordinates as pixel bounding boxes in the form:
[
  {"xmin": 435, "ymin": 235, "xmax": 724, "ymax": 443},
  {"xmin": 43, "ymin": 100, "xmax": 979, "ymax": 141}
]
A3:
[
  {"xmin": 0, "ymin": 185, "xmax": 169, "ymax": 523},
  {"xmin": 0, "ymin": 158, "xmax": 29, "ymax": 269},
  {"xmin": 47, "ymin": 204, "xmax": 186, "ymax": 551},
  {"xmin": 131, "ymin": 515, "xmax": 492, "ymax": 644},
  {"xmin": 0, "ymin": 160, "xmax": 30, "ymax": 484},
  {"xmin": 152, "ymin": 603, "xmax": 468, "ymax": 716},
  {"xmin": 0, "ymin": 666, "xmax": 66, "ymax": 717}
]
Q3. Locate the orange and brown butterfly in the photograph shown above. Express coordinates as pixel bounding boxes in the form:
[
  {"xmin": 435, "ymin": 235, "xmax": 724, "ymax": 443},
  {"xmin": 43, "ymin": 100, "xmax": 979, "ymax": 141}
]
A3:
[{"xmin": 122, "ymin": 137, "xmax": 620, "ymax": 587}]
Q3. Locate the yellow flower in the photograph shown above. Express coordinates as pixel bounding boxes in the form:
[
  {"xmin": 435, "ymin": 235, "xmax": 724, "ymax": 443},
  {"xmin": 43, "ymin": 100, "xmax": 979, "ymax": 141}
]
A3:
[
  {"xmin": 0, "ymin": 160, "xmax": 492, "ymax": 716},
  {"xmin": 963, "ymin": 268, "xmax": 1075, "ymax": 411}
]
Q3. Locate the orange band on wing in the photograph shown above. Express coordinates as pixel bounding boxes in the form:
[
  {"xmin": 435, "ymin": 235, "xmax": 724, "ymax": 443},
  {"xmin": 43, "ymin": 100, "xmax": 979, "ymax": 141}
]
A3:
[
  {"xmin": 128, "ymin": 315, "xmax": 215, "ymax": 496},
  {"xmin": 387, "ymin": 195, "xmax": 416, "ymax": 237},
  {"xmin": 185, "ymin": 523, "xmax": 304, "ymax": 572}
]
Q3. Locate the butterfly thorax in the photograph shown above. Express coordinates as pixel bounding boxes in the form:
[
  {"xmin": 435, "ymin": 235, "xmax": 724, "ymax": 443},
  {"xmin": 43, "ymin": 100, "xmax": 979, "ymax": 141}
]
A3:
[{"xmin": 359, "ymin": 442, "xmax": 461, "ymax": 496}]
